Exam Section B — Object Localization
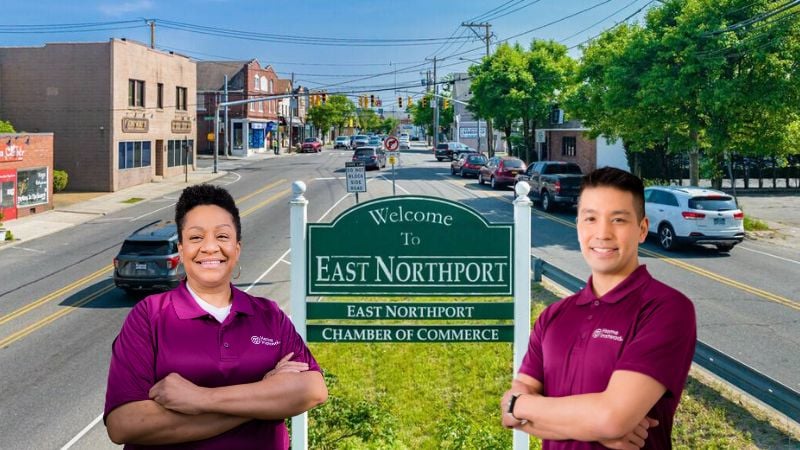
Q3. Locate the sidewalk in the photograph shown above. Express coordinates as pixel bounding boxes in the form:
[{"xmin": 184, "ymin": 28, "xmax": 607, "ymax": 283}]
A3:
[{"xmin": 0, "ymin": 150, "xmax": 290, "ymax": 252}]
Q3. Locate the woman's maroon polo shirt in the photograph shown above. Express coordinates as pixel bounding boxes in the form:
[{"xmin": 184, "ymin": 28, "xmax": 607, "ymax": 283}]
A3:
[
  {"xmin": 104, "ymin": 282, "xmax": 320, "ymax": 449},
  {"xmin": 520, "ymin": 265, "xmax": 696, "ymax": 450}
]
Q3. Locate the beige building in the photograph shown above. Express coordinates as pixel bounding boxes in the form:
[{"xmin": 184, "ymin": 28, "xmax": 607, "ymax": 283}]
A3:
[{"xmin": 0, "ymin": 38, "xmax": 196, "ymax": 191}]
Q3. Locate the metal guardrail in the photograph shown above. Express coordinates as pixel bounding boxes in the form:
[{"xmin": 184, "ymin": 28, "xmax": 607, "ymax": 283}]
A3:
[{"xmin": 531, "ymin": 256, "xmax": 800, "ymax": 423}]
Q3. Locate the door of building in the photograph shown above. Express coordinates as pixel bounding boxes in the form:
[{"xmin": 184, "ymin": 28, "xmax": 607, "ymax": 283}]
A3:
[
  {"xmin": 155, "ymin": 140, "xmax": 164, "ymax": 176},
  {"xmin": 0, "ymin": 168, "xmax": 17, "ymax": 220}
]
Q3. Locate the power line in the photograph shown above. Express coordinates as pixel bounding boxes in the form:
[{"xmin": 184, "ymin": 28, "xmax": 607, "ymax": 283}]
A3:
[{"xmin": 559, "ymin": 0, "xmax": 648, "ymax": 44}]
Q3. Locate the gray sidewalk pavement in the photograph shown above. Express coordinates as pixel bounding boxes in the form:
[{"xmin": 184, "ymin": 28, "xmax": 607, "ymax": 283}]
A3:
[{"xmin": 0, "ymin": 150, "xmax": 291, "ymax": 252}]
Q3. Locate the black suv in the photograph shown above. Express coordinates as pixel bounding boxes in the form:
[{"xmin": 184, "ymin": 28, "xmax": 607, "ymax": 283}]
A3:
[{"xmin": 113, "ymin": 220, "xmax": 184, "ymax": 292}]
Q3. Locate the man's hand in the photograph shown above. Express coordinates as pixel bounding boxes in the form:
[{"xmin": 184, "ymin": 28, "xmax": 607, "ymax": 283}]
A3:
[
  {"xmin": 149, "ymin": 373, "xmax": 208, "ymax": 415},
  {"xmin": 500, "ymin": 389, "xmax": 530, "ymax": 429},
  {"xmin": 263, "ymin": 352, "xmax": 309, "ymax": 379},
  {"xmin": 598, "ymin": 417, "xmax": 659, "ymax": 450}
]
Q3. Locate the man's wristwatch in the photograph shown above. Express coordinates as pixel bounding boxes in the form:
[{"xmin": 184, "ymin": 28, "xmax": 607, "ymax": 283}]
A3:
[{"xmin": 507, "ymin": 393, "xmax": 523, "ymax": 420}]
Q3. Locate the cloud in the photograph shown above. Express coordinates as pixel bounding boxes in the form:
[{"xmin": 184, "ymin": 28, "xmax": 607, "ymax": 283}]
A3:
[{"xmin": 98, "ymin": 0, "xmax": 154, "ymax": 16}]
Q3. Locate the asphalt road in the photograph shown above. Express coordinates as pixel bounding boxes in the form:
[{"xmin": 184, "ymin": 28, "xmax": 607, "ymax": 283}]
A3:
[{"xmin": 0, "ymin": 145, "xmax": 797, "ymax": 448}]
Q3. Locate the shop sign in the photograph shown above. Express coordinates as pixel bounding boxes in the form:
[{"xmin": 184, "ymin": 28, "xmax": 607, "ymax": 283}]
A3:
[
  {"xmin": 1, "ymin": 144, "xmax": 24, "ymax": 162},
  {"xmin": 171, "ymin": 119, "xmax": 192, "ymax": 134},
  {"xmin": 122, "ymin": 118, "xmax": 149, "ymax": 133}
]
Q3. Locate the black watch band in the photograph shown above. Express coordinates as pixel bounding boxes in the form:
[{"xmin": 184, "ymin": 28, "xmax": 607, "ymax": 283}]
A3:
[{"xmin": 507, "ymin": 393, "xmax": 523, "ymax": 419}]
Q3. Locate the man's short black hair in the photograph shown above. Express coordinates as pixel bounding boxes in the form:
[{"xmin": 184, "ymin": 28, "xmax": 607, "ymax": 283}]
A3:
[
  {"xmin": 580, "ymin": 167, "xmax": 645, "ymax": 220},
  {"xmin": 175, "ymin": 184, "xmax": 241, "ymax": 242}
]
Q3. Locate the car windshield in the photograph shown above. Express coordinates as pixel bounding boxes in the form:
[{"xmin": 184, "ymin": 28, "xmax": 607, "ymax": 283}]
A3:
[
  {"xmin": 354, "ymin": 135, "xmax": 368, "ymax": 140},
  {"xmin": 467, "ymin": 155, "xmax": 487, "ymax": 164},
  {"xmin": 120, "ymin": 240, "xmax": 173, "ymax": 256},
  {"xmin": 354, "ymin": 149, "xmax": 375, "ymax": 157},
  {"xmin": 436, "ymin": 144, "xmax": 449, "ymax": 149},
  {"xmin": 543, "ymin": 163, "xmax": 582, "ymax": 174},
  {"xmin": 336, "ymin": 137, "xmax": 348, "ymax": 141},
  {"xmin": 503, "ymin": 159, "xmax": 525, "ymax": 168},
  {"xmin": 689, "ymin": 196, "xmax": 737, "ymax": 211},
  {"xmin": 303, "ymin": 138, "xmax": 316, "ymax": 143}
]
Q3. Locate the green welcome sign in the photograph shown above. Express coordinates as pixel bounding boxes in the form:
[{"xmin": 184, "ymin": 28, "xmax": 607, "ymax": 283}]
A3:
[{"xmin": 307, "ymin": 196, "xmax": 513, "ymax": 296}]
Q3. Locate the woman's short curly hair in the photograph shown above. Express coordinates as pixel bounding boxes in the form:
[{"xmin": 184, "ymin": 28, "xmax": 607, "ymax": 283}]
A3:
[{"xmin": 175, "ymin": 184, "xmax": 241, "ymax": 242}]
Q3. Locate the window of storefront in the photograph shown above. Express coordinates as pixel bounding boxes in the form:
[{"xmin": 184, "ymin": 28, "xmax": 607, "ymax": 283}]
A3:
[
  {"xmin": 167, "ymin": 140, "xmax": 194, "ymax": 167},
  {"xmin": 16, "ymin": 167, "xmax": 48, "ymax": 207},
  {"xmin": 118, "ymin": 141, "xmax": 152, "ymax": 169},
  {"xmin": 562, "ymin": 136, "xmax": 577, "ymax": 157},
  {"xmin": 176, "ymin": 86, "xmax": 188, "ymax": 111},
  {"xmin": 128, "ymin": 79, "xmax": 145, "ymax": 107}
]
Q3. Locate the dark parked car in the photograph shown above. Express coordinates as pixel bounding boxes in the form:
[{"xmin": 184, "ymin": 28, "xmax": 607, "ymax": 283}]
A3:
[
  {"xmin": 479, "ymin": 156, "xmax": 526, "ymax": 189},
  {"xmin": 451, "ymin": 153, "xmax": 487, "ymax": 178},
  {"xmin": 113, "ymin": 220, "xmax": 184, "ymax": 293},
  {"xmin": 435, "ymin": 142, "xmax": 473, "ymax": 161},
  {"xmin": 301, "ymin": 137, "xmax": 322, "ymax": 153},
  {"xmin": 352, "ymin": 146, "xmax": 386, "ymax": 170}
]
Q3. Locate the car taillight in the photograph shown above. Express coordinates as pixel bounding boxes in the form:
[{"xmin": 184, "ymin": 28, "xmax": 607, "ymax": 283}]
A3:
[
  {"xmin": 352, "ymin": 156, "xmax": 357, "ymax": 160},
  {"xmin": 682, "ymin": 211, "xmax": 706, "ymax": 220},
  {"xmin": 167, "ymin": 256, "xmax": 180, "ymax": 269},
  {"xmin": 734, "ymin": 211, "xmax": 744, "ymax": 220},
  {"xmin": 554, "ymin": 180, "xmax": 561, "ymax": 194},
  {"xmin": 370, "ymin": 155, "xmax": 376, "ymax": 160},
  {"xmin": 113, "ymin": 258, "xmax": 119, "ymax": 268}
]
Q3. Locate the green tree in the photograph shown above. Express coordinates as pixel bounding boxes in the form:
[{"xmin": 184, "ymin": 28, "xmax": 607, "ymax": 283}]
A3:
[
  {"xmin": 0, "ymin": 120, "xmax": 15, "ymax": 133},
  {"xmin": 327, "ymin": 95, "xmax": 356, "ymax": 136},
  {"xmin": 380, "ymin": 117, "xmax": 399, "ymax": 135},
  {"xmin": 306, "ymin": 104, "xmax": 334, "ymax": 143},
  {"xmin": 408, "ymin": 93, "xmax": 453, "ymax": 144},
  {"xmin": 356, "ymin": 108, "xmax": 382, "ymax": 132}
]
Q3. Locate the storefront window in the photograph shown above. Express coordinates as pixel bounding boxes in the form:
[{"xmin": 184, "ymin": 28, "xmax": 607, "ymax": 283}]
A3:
[
  {"xmin": 233, "ymin": 122, "xmax": 244, "ymax": 149},
  {"xmin": 167, "ymin": 140, "xmax": 194, "ymax": 167},
  {"xmin": 17, "ymin": 168, "xmax": 48, "ymax": 207},
  {"xmin": 118, "ymin": 141, "xmax": 152, "ymax": 169}
]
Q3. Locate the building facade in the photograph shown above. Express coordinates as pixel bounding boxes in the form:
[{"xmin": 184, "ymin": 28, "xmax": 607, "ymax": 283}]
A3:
[
  {"xmin": 537, "ymin": 119, "xmax": 629, "ymax": 173},
  {"xmin": 0, "ymin": 133, "xmax": 54, "ymax": 220},
  {"xmin": 0, "ymin": 39, "xmax": 197, "ymax": 192}
]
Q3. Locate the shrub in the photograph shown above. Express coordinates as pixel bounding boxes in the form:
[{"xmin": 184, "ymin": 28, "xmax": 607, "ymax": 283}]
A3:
[
  {"xmin": 4, "ymin": 230, "xmax": 12, "ymax": 241},
  {"xmin": 53, "ymin": 170, "xmax": 69, "ymax": 192}
]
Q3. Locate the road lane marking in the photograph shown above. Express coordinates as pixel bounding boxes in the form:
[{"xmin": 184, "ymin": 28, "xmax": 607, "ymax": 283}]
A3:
[
  {"xmin": 0, "ymin": 284, "xmax": 115, "ymax": 349},
  {"xmin": 240, "ymin": 188, "xmax": 292, "ymax": 217},
  {"xmin": 132, "ymin": 202, "xmax": 176, "ymax": 221},
  {"xmin": 235, "ymin": 178, "xmax": 287, "ymax": 204},
  {"xmin": 221, "ymin": 171, "xmax": 242, "ymax": 186},
  {"xmin": 0, "ymin": 264, "xmax": 113, "ymax": 326},
  {"xmin": 61, "ymin": 413, "xmax": 103, "ymax": 450},
  {"xmin": 737, "ymin": 245, "xmax": 800, "ymax": 265}
]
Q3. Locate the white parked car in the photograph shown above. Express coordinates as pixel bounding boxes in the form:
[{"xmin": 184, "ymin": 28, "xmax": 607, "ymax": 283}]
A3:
[{"xmin": 644, "ymin": 186, "xmax": 745, "ymax": 252}]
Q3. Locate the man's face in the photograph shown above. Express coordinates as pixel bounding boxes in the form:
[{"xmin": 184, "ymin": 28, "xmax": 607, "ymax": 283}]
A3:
[{"xmin": 576, "ymin": 186, "xmax": 648, "ymax": 281}]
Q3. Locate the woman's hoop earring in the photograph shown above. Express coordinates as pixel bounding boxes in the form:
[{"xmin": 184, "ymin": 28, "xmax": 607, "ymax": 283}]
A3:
[{"xmin": 233, "ymin": 264, "xmax": 242, "ymax": 280}]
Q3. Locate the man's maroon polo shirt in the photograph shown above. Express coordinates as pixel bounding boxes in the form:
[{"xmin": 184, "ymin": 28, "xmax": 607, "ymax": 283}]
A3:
[
  {"xmin": 104, "ymin": 281, "xmax": 320, "ymax": 449},
  {"xmin": 519, "ymin": 265, "xmax": 696, "ymax": 450}
]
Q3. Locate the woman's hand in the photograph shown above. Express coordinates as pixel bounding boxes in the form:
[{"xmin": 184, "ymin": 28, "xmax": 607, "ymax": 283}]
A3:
[
  {"xmin": 598, "ymin": 417, "xmax": 659, "ymax": 450},
  {"xmin": 263, "ymin": 352, "xmax": 310, "ymax": 379},
  {"xmin": 149, "ymin": 373, "xmax": 208, "ymax": 415}
]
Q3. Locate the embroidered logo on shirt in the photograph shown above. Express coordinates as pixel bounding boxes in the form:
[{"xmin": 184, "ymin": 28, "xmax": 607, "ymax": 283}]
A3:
[
  {"xmin": 591, "ymin": 328, "xmax": 623, "ymax": 342},
  {"xmin": 251, "ymin": 336, "xmax": 281, "ymax": 346}
]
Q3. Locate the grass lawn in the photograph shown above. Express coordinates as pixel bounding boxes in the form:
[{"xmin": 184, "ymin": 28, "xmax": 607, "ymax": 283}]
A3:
[{"xmin": 306, "ymin": 285, "xmax": 799, "ymax": 449}]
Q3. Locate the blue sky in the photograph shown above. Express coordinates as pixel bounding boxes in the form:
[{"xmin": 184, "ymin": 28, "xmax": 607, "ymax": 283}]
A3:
[{"xmin": 3, "ymin": 0, "xmax": 654, "ymax": 100}]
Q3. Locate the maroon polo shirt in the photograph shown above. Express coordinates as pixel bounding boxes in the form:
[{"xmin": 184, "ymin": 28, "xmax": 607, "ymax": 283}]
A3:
[
  {"xmin": 519, "ymin": 265, "xmax": 696, "ymax": 450},
  {"xmin": 104, "ymin": 281, "xmax": 320, "ymax": 449}
]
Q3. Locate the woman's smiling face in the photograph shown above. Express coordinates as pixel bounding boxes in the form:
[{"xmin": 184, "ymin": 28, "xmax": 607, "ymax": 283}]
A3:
[{"xmin": 178, "ymin": 204, "xmax": 241, "ymax": 289}]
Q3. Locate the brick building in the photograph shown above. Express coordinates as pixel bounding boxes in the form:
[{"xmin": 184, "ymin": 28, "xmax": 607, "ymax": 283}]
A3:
[
  {"xmin": 0, "ymin": 39, "xmax": 196, "ymax": 192},
  {"xmin": 196, "ymin": 60, "xmax": 284, "ymax": 156},
  {"xmin": 0, "ymin": 133, "xmax": 54, "ymax": 220},
  {"xmin": 537, "ymin": 119, "xmax": 629, "ymax": 174}
]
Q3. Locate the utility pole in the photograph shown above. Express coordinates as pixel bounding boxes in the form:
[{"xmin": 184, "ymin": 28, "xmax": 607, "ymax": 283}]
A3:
[
  {"xmin": 224, "ymin": 74, "xmax": 230, "ymax": 157},
  {"xmin": 288, "ymin": 72, "xmax": 295, "ymax": 155},
  {"xmin": 462, "ymin": 21, "xmax": 493, "ymax": 155},
  {"xmin": 429, "ymin": 56, "xmax": 439, "ymax": 150},
  {"xmin": 149, "ymin": 20, "xmax": 155, "ymax": 49}
]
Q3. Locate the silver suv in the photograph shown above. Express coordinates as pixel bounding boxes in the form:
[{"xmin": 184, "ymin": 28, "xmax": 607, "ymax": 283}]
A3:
[
  {"xmin": 644, "ymin": 186, "xmax": 745, "ymax": 252},
  {"xmin": 113, "ymin": 220, "xmax": 184, "ymax": 292}
]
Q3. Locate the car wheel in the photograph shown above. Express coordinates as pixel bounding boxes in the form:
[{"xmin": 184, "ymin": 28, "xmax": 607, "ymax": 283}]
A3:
[
  {"xmin": 478, "ymin": 174, "xmax": 485, "ymax": 185},
  {"xmin": 542, "ymin": 191, "xmax": 553, "ymax": 212},
  {"xmin": 716, "ymin": 244, "xmax": 735, "ymax": 253},
  {"xmin": 490, "ymin": 177, "xmax": 497, "ymax": 189},
  {"xmin": 437, "ymin": 158, "xmax": 443, "ymax": 162},
  {"xmin": 658, "ymin": 223, "xmax": 677, "ymax": 251},
  {"xmin": 460, "ymin": 169, "xmax": 466, "ymax": 178}
]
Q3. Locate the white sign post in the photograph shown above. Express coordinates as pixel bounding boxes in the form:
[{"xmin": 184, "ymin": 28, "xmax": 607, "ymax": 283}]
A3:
[
  {"xmin": 512, "ymin": 181, "xmax": 532, "ymax": 450},
  {"xmin": 289, "ymin": 181, "xmax": 309, "ymax": 450},
  {"xmin": 345, "ymin": 161, "xmax": 366, "ymax": 203}
]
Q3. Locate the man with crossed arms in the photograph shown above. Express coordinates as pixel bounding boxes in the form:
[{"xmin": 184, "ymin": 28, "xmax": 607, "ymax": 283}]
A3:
[{"xmin": 503, "ymin": 167, "xmax": 696, "ymax": 450}]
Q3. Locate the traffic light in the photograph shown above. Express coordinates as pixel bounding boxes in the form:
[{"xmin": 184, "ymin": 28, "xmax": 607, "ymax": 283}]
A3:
[
  {"xmin": 407, "ymin": 96, "xmax": 413, "ymax": 107},
  {"xmin": 370, "ymin": 95, "xmax": 375, "ymax": 107},
  {"xmin": 321, "ymin": 92, "xmax": 327, "ymax": 104},
  {"xmin": 397, "ymin": 96, "xmax": 403, "ymax": 108},
  {"xmin": 443, "ymin": 98, "xmax": 449, "ymax": 109}
]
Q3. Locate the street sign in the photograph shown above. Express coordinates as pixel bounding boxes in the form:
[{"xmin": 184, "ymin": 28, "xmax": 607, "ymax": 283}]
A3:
[
  {"xmin": 307, "ymin": 196, "xmax": 513, "ymax": 296},
  {"xmin": 345, "ymin": 162, "xmax": 366, "ymax": 193},
  {"xmin": 385, "ymin": 136, "xmax": 399, "ymax": 151},
  {"xmin": 535, "ymin": 130, "xmax": 546, "ymax": 143},
  {"xmin": 387, "ymin": 151, "xmax": 399, "ymax": 166}
]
